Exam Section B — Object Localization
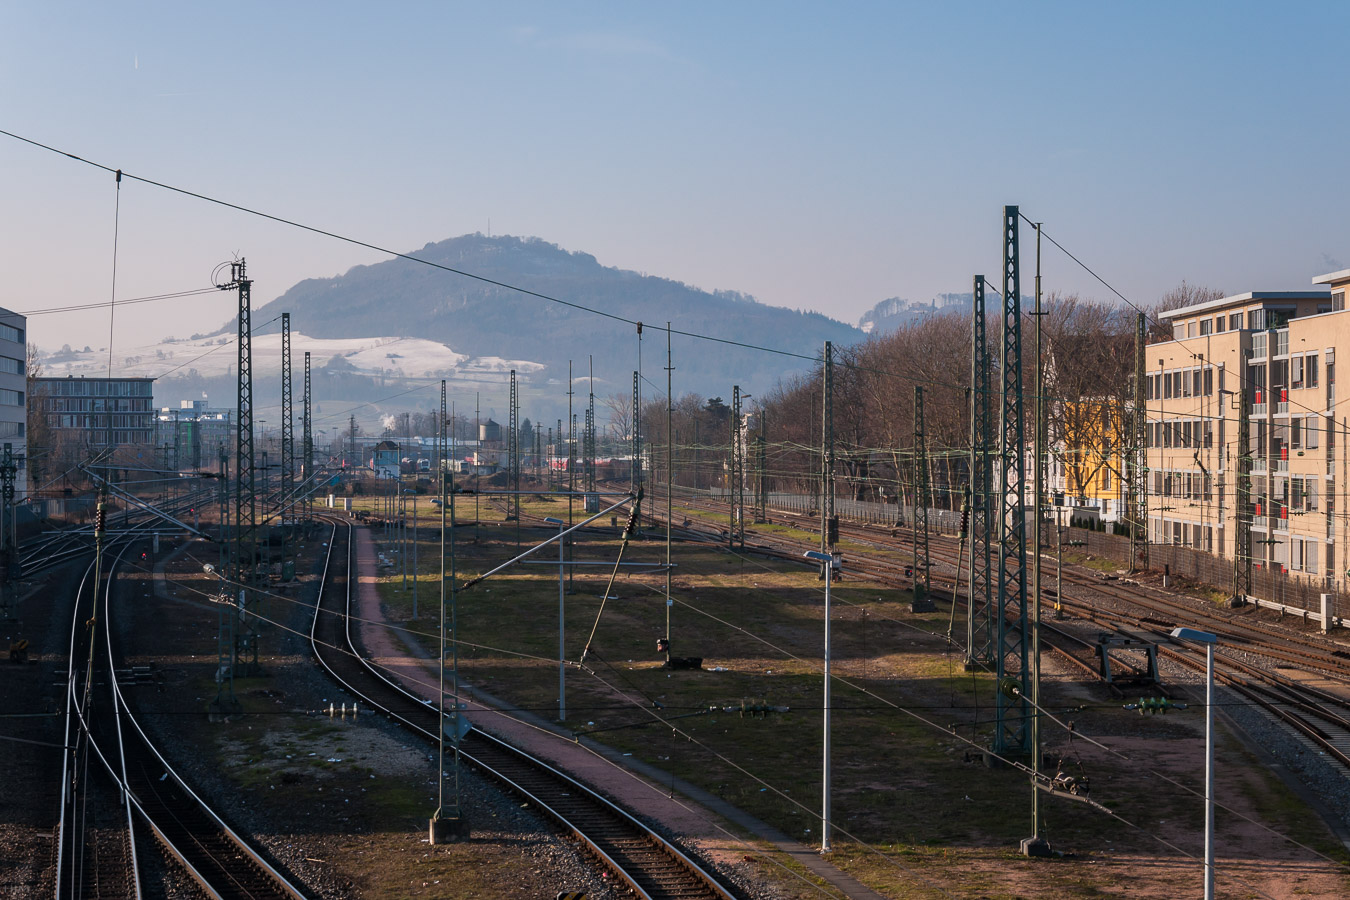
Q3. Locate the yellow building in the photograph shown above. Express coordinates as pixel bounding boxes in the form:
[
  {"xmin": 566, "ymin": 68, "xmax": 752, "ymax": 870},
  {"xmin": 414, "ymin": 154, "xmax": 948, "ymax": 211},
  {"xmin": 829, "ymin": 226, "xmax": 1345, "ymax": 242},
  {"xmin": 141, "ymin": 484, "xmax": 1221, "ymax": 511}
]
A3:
[
  {"xmin": 1059, "ymin": 399, "xmax": 1129, "ymax": 520},
  {"xmin": 1149, "ymin": 276, "xmax": 1350, "ymax": 585}
]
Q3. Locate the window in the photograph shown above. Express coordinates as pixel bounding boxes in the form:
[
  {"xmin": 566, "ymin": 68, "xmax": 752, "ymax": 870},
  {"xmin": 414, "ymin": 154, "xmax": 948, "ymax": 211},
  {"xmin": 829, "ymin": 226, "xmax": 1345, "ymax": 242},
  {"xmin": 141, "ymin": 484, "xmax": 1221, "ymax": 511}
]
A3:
[
  {"xmin": 0, "ymin": 356, "xmax": 22, "ymax": 376},
  {"xmin": 1230, "ymin": 312, "xmax": 1243, "ymax": 331},
  {"xmin": 1306, "ymin": 416, "xmax": 1319, "ymax": 449},
  {"xmin": 1214, "ymin": 316, "xmax": 1225, "ymax": 333},
  {"xmin": 1335, "ymin": 291, "xmax": 1346, "ymax": 312},
  {"xmin": 1204, "ymin": 366, "xmax": 1213, "ymax": 396},
  {"xmin": 1307, "ymin": 541, "xmax": 1319, "ymax": 575},
  {"xmin": 1252, "ymin": 332, "xmax": 1267, "ymax": 357},
  {"xmin": 0, "ymin": 388, "xmax": 22, "ymax": 407},
  {"xmin": 1173, "ymin": 324, "xmax": 1186, "ymax": 341},
  {"xmin": 1180, "ymin": 371, "xmax": 1190, "ymax": 398},
  {"xmin": 1291, "ymin": 417, "xmax": 1302, "ymax": 450},
  {"xmin": 1292, "ymin": 355, "xmax": 1304, "ymax": 389},
  {"xmin": 1250, "ymin": 309, "xmax": 1265, "ymax": 330},
  {"xmin": 1163, "ymin": 372, "xmax": 1173, "ymax": 399},
  {"xmin": 0, "ymin": 322, "xmax": 23, "ymax": 344},
  {"xmin": 1308, "ymin": 354, "xmax": 1319, "ymax": 389},
  {"xmin": 1200, "ymin": 318, "xmax": 1212, "ymax": 336},
  {"xmin": 1188, "ymin": 322, "xmax": 1197, "ymax": 338},
  {"xmin": 1308, "ymin": 479, "xmax": 1319, "ymax": 511}
]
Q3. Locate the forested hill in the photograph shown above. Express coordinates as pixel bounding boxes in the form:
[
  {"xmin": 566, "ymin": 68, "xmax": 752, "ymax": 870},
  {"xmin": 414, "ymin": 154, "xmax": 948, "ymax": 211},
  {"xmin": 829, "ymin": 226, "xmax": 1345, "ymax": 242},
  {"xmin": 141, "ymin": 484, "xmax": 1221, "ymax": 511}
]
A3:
[{"xmin": 246, "ymin": 234, "xmax": 862, "ymax": 398}]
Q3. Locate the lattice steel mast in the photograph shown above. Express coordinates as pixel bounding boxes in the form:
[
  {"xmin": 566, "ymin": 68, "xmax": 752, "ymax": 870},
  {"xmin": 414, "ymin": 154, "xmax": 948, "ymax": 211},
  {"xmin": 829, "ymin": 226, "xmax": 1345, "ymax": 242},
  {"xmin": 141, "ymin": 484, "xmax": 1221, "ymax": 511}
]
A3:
[
  {"xmin": 303, "ymin": 351, "xmax": 313, "ymax": 524},
  {"xmin": 995, "ymin": 207, "xmax": 1030, "ymax": 754},
  {"xmin": 912, "ymin": 386, "xmax": 934, "ymax": 612},
  {"xmin": 730, "ymin": 385, "xmax": 745, "ymax": 549},
  {"xmin": 1129, "ymin": 312, "xmax": 1149, "ymax": 571},
  {"xmin": 968, "ymin": 275, "xmax": 995, "ymax": 667},
  {"xmin": 221, "ymin": 260, "xmax": 259, "ymax": 675},
  {"xmin": 281, "ymin": 313, "xmax": 294, "ymax": 560}
]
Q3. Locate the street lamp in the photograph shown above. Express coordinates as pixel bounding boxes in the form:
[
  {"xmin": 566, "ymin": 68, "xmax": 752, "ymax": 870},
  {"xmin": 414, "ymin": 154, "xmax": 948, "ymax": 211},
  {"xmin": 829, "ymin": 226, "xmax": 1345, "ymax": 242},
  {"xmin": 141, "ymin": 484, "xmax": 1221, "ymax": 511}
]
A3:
[
  {"xmin": 546, "ymin": 516, "xmax": 566, "ymax": 721},
  {"xmin": 1171, "ymin": 626, "xmax": 1219, "ymax": 900},
  {"xmin": 804, "ymin": 549, "xmax": 837, "ymax": 853}
]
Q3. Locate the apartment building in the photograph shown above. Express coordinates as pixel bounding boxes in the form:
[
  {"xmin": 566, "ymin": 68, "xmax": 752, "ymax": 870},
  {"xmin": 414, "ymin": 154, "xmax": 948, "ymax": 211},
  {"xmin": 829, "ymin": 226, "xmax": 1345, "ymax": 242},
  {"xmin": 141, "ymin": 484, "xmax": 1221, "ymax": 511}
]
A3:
[
  {"xmin": 0, "ymin": 309, "xmax": 27, "ymax": 499},
  {"xmin": 1148, "ymin": 280, "xmax": 1347, "ymax": 584}
]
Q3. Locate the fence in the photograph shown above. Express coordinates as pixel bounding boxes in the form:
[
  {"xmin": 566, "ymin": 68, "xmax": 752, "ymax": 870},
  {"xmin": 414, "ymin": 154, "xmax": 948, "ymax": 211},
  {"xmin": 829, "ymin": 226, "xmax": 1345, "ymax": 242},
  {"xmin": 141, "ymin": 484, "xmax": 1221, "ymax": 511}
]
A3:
[{"xmin": 1068, "ymin": 525, "xmax": 1342, "ymax": 615}]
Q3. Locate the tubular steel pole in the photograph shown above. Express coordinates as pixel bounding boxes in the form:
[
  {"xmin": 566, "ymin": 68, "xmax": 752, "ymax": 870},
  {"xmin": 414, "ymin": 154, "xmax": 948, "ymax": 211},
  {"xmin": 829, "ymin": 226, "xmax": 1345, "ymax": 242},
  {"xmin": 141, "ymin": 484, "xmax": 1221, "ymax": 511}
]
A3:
[
  {"xmin": 558, "ymin": 519, "xmax": 566, "ymax": 721},
  {"xmin": 1204, "ymin": 642, "xmax": 1215, "ymax": 900},
  {"xmin": 666, "ymin": 323, "xmax": 673, "ymax": 644},
  {"xmin": 1027, "ymin": 221, "xmax": 1046, "ymax": 855},
  {"xmin": 821, "ymin": 555, "xmax": 833, "ymax": 853}
]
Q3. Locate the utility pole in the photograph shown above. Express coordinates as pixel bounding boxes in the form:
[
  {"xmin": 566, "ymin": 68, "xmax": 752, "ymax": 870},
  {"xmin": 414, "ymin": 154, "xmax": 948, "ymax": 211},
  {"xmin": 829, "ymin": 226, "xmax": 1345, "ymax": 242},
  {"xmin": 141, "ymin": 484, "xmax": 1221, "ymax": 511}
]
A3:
[
  {"xmin": 1233, "ymin": 381, "xmax": 1252, "ymax": 604},
  {"xmin": 221, "ymin": 259, "xmax": 259, "ymax": 676},
  {"xmin": 665, "ymin": 326, "xmax": 674, "ymax": 645},
  {"xmin": 585, "ymin": 357, "xmax": 597, "ymax": 494},
  {"xmin": 755, "ymin": 408, "xmax": 768, "ymax": 523},
  {"xmin": 730, "ymin": 385, "xmax": 745, "ymax": 549},
  {"xmin": 995, "ymin": 206, "xmax": 1030, "ymax": 756},
  {"xmin": 349, "ymin": 414, "xmax": 357, "ymax": 469},
  {"xmin": 912, "ymin": 386, "xmax": 934, "ymax": 612},
  {"xmin": 1129, "ymin": 312, "xmax": 1149, "ymax": 571},
  {"xmin": 0, "ymin": 446, "xmax": 17, "ymax": 619},
  {"xmin": 821, "ymin": 341, "xmax": 835, "ymax": 577},
  {"xmin": 1024, "ymin": 221, "xmax": 1049, "ymax": 857},
  {"xmin": 281, "ymin": 313, "xmax": 294, "ymax": 573},
  {"xmin": 430, "ymin": 378, "xmax": 465, "ymax": 842},
  {"xmin": 303, "ymin": 351, "xmax": 312, "ymax": 524},
  {"xmin": 509, "ymin": 369, "xmax": 520, "ymax": 533},
  {"xmin": 632, "ymin": 371, "xmax": 642, "ymax": 495},
  {"xmin": 968, "ymin": 275, "xmax": 995, "ymax": 668}
]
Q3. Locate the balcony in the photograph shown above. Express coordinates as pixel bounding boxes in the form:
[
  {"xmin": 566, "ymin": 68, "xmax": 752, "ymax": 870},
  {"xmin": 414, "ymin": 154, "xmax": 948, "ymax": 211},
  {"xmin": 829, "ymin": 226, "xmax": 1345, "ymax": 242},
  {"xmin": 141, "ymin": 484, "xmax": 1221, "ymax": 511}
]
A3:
[
  {"xmin": 1274, "ymin": 515, "xmax": 1289, "ymax": 532},
  {"xmin": 1252, "ymin": 515, "xmax": 1269, "ymax": 530},
  {"xmin": 1275, "ymin": 401, "xmax": 1289, "ymax": 415},
  {"xmin": 1251, "ymin": 402, "xmax": 1268, "ymax": 416},
  {"xmin": 1273, "ymin": 458, "xmax": 1289, "ymax": 473}
]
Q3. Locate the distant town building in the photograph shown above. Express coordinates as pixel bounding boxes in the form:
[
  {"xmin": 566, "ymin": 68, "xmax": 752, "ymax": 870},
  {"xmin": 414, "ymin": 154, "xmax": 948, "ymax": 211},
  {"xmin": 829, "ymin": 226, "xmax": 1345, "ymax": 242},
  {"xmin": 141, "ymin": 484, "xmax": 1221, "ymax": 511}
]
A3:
[
  {"xmin": 34, "ymin": 375, "xmax": 155, "ymax": 449},
  {"xmin": 155, "ymin": 398, "xmax": 234, "ymax": 470},
  {"xmin": 370, "ymin": 440, "xmax": 400, "ymax": 478},
  {"xmin": 0, "ymin": 308, "xmax": 26, "ymax": 499},
  {"xmin": 1147, "ymin": 284, "xmax": 1339, "ymax": 582}
]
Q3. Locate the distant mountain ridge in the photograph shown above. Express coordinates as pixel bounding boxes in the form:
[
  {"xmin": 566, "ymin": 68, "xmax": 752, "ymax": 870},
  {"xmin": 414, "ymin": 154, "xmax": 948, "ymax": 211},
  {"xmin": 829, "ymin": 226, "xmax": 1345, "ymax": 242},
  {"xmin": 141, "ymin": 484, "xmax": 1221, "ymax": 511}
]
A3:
[{"xmin": 237, "ymin": 234, "xmax": 862, "ymax": 402}]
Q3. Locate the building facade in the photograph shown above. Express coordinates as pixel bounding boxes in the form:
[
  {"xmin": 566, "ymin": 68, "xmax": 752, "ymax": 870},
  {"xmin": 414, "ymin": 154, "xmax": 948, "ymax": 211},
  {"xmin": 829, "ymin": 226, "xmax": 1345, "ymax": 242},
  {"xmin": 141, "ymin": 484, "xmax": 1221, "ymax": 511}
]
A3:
[
  {"xmin": 35, "ymin": 376, "xmax": 156, "ymax": 448},
  {"xmin": 1148, "ymin": 283, "xmax": 1345, "ymax": 586},
  {"xmin": 0, "ymin": 309, "xmax": 27, "ymax": 499}
]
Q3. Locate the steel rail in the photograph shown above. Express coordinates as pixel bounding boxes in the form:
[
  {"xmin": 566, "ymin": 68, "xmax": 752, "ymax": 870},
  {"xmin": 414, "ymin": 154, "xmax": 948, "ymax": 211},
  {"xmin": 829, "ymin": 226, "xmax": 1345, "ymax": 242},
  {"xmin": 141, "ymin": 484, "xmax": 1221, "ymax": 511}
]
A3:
[{"xmin": 308, "ymin": 515, "xmax": 740, "ymax": 900}]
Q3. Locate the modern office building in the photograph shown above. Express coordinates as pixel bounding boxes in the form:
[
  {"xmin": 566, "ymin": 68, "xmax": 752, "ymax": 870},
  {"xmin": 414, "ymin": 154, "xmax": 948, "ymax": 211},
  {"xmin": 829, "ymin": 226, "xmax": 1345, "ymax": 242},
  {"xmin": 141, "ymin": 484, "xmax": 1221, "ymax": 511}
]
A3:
[{"xmin": 33, "ymin": 375, "xmax": 156, "ymax": 449}]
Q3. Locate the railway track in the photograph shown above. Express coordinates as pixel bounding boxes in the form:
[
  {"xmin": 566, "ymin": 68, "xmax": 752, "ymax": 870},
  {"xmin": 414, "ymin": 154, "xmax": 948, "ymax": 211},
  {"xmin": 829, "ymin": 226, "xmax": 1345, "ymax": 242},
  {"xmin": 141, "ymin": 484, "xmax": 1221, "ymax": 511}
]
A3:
[
  {"xmin": 656, "ymin": 486, "xmax": 1350, "ymax": 776},
  {"xmin": 310, "ymin": 515, "xmax": 741, "ymax": 900},
  {"xmin": 59, "ymin": 520, "xmax": 312, "ymax": 899}
]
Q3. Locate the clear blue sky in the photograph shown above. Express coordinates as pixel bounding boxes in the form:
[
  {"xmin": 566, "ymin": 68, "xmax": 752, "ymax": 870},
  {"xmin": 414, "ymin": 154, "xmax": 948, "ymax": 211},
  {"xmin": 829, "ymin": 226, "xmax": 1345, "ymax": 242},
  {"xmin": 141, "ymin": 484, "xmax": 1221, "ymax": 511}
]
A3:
[{"xmin": 4, "ymin": 1, "xmax": 1349, "ymax": 353}]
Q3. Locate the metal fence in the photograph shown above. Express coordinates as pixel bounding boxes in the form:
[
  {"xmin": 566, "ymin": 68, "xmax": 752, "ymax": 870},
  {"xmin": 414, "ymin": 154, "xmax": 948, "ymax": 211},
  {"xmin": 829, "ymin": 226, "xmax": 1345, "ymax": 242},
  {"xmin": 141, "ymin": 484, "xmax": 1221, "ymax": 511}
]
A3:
[{"xmin": 1067, "ymin": 526, "xmax": 1342, "ymax": 614}]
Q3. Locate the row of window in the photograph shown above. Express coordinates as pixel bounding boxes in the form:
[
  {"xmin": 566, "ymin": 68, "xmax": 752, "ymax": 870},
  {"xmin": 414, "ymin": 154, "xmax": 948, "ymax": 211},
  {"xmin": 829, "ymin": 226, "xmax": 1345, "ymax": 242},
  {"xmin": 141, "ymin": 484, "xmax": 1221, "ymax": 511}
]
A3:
[
  {"xmin": 0, "ymin": 322, "xmax": 24, "ymax": 345},
  {"xmin": 1152, "ymin": 519, "xmax": 1214, "ymax": 553},
  {"xmin": 43, "ymin": 397, "xmax": 154, "ymax": 413},
  {"xmin": 38, "ymin": 379, "xmax": 153, "ymax": 398},
  {"xmin": 1147, "ymin": 365, "xmax": 1219, "ymax": 401},
  {"xmin": 1152, "ymin": 469, "xmax": 1212, "ymax": 501},
  {"xmin": 0, "ymin": 356, "xmax": 22, "ymax": 377},
  {"xmin": 1148, "ymin": 419, "xmax": 1215, "ymax": 449},
  {"xmin": 0, "ymin": 389, "xmax": 22, "ymax": 407},
  {"xmin": 52, "ymin": 414, "xmax": 156, "ymax": 429}
]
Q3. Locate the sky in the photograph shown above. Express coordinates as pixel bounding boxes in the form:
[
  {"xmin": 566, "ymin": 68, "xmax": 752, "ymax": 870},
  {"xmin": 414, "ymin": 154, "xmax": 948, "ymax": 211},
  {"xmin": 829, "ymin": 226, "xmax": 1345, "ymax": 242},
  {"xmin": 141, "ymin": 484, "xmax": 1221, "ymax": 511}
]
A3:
[{"xmin": 4, "ymin": 1, "xmax": 1350, "ymax": 357}]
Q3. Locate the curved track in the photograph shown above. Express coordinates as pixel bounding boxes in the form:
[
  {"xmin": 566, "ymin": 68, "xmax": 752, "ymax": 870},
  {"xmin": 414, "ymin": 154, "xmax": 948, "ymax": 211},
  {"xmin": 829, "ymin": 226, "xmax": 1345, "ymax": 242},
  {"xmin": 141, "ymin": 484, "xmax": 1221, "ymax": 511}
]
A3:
[
  {"xmin": 59, "ymin": 519, "xmax": 312, "ymax": 899},
  {"xmin": 309, "ymin": 516, "xmax": 741, "ymax": 900}
]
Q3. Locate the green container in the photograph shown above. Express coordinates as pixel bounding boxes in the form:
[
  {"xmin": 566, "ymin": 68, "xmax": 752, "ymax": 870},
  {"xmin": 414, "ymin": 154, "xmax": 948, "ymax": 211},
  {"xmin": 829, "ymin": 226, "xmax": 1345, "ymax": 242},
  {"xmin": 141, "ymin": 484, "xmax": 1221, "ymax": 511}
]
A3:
[{"xmin": 282, "ymin": 560, "xmax": 296, "ymax": 582}]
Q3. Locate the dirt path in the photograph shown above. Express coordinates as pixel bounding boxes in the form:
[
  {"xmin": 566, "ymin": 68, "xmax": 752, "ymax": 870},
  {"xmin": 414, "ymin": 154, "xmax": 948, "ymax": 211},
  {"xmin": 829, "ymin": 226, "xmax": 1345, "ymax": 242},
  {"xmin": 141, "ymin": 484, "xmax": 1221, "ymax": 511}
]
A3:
[{"xmin": 350, "ymin": 521, "xmax": 883, "ymax": 899}]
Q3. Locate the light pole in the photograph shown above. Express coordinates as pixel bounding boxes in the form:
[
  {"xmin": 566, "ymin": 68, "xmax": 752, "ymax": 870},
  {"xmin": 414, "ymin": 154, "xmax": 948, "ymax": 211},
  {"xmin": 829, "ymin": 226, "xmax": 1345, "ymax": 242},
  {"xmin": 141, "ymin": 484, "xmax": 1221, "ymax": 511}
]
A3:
[
  {"xmin": 1171, "ymin": 626, "xmax": 1219, "ymax": 900},
  {"xmin": 546, "ymin": 516, "xmax": 566, "ymax": 721},
  {"xmin": 804, "ymin": 549, "xmax": 836, "ymax": 853}
]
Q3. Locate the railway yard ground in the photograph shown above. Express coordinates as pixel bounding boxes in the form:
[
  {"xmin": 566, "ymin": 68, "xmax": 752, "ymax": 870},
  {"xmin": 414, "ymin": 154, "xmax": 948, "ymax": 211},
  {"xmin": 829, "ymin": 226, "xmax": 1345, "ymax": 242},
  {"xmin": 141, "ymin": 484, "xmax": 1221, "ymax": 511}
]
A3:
[{"xmin": 5, "ymin": 491, "xmax": 1350, "ymax": 898}]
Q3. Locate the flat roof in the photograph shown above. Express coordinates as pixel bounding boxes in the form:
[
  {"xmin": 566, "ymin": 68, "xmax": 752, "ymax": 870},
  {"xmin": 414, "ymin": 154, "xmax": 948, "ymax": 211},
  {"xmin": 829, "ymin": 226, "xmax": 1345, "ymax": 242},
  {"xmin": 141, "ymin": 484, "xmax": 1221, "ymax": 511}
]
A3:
[
  {"xmin": 1312, "ymin": 268, "xmax": 1350, "ymax": 285},
  {"xmin": 1157, "ymin": 291, "xmax": 1328, "ymax": 321}
]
